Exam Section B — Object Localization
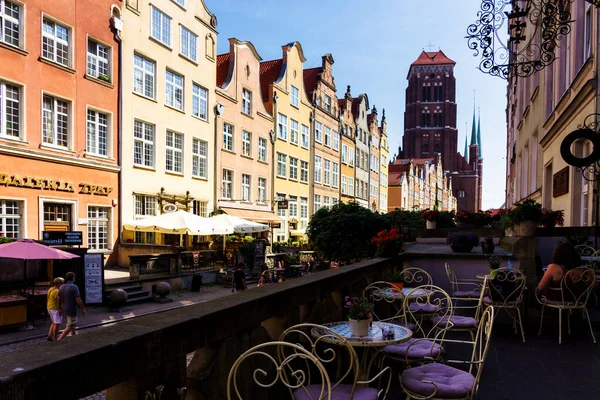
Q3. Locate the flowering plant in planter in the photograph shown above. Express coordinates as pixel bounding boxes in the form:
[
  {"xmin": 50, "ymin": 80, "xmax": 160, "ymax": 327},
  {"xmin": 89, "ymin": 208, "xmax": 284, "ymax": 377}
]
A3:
[
  {"xmin": 488, "ymin": 255, "xmax": 503, "ymax": 269},
  {"xmin": 371, "ymin": 228, "xmax": 403, "ymax": 257},
  {"xmin": 540, "ymin": 209, "xmax": 564, "ymax": 228},
  {"xmin": 344, "ymin": 296, "xmax": 373, "ymax": 320},
  {"xmin": 421, "ymin": 209, "xmax": 440, "ymax": 222},
  {"xmin": 447, "ymin": 231, "xmax": 479, "ymax": 252},
  {"xmin": 455, "ymin": 210, "xmax": 493, "ymax": 226}
]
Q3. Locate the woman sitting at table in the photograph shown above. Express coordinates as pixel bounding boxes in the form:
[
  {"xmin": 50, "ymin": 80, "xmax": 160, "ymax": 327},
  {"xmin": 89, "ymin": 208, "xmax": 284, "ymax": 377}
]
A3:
[{"xmin": 537, "ymin": 242, "xmax": 581, "ymax": 300}]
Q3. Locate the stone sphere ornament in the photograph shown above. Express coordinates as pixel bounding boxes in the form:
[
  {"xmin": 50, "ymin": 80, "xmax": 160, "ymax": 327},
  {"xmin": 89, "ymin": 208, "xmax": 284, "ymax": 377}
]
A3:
[
  {"xmin": 109, "ymin": 288, "xmax": 128, "ymax": 306},
  {"xmin": 156, "ymin": 281, "xmax": 172, "ymax": 297}
]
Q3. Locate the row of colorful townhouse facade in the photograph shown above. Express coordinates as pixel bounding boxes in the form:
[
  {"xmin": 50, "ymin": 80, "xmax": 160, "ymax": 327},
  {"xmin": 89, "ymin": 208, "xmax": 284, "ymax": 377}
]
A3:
[
  {"xmin": 387, "ymin": 154, "xmax": 457, "ymax": 212},
  {"xmin": 506, "ymin": 0, "xmax": 599, "ymax": 226},
  {"xmin": 0, "ymin": 0, "xmax": 389, "ymax": 265}
]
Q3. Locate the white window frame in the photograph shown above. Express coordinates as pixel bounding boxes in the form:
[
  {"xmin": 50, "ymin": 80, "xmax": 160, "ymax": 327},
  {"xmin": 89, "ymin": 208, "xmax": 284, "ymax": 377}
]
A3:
[
  {"xmin": 258, "ymin": 137, "xmax": 267, "ymax": 162},
  {"xmin": 86, "ymin": 109, "xmax": 109, "ymax": 157},
  {"xmin": 314, "ymin": 194, "xmax": 321, "ymax": 211},
  {"xmin": 349, "ymin": 148, "xmax": 355, "ymax": 167},
  {"xmin": 192, "ymin": 83, "xmax": 208, "ymax": 120},
  {"xmin": 333, "ymin": 130, "xmax": 339, "ymax": 151},
  {"xmin": 342, "ymin": 176, "xmax": 347, "ymax": 195},
  {"xmin": 300, "ymin": 160, "xmax": 309, "ymax": 183},
  {"xmin": 289, "ymin": 197, "xmax": 298, "ymax": 218},
  {"xmin": 222, "ymin": 169, "xmax": 233, "ymax": 200},
  {"xmin": 258, "ymin": 178, "xmax": 267, "ymax": 204},
  {"xmin": 332, "ymin": 162, "xmax": 339, "ymax": 188},
  {"xmin": 87, "ymin": 206, "xmax": 110, "ymax": 251},
  {"xmin": 348, "ymin": 177, "xmax": 354, "ymax": 196},
  {"xmin": 86, "ymin": 38, "xmax": 111, "ymax": 80},
  {"xmin": 315, "ymin": 121, "xmax": 322, "ymax": 143},
  {"xmin": 584, "ymin": 2, "xmax": 592, "ymax": 60},
  {"xmin": 342, "ymin": 145, "xmax": 348, "ymax": 164},
  {"xmin": 133, "ymin": 120, "xmax": 155, "ymax": 168},
  {"xmin": 0, "ymin": 0, "xmax": 21, "ymax": 48},
  {"xmin": 324, "ymin": 159, "xmax": 331, "ymax": 186},
  {"xmin": 42, "ymin": 17, "xmax": 70, "ymax": 67},
  {"xmin": 289, "ymin": 157, "xmax": 298, "ymax": 180},
  {"xmin": 223, "ymin": 123, "xmax": 233, "ymax": 151},
  {"xmin": 0, "ymin": 199, "xmax": 22, "ymax": 239},
  {"xmin": 301, "ymin": 124, "xmax": 310, "ymax": 148},
  {"xmin": 290, "ymin": 119, "xmax": 299, "ymax": 145},
  {"xmin": 241, "ymin": 174, "xmax": 251, "ymax": 202},
  {"xmin": 324, "ymin": 95, "xmax": 331, "ymax": 113},
  {"xmin": 0, "ymin": 81, "xmax": 20, "ymax": 138},
  {"xmin": 166, "ymin": 70, "xmax": 184, "ymax": 111},
  {"xmin": 165, "ymin": 130, "xmax": 183, "ymax": 174},
  {"xmin": 277, "ymin": 113, "xmax": 287, "ymax": 140},
  {"xmin": 134, "ymin": 194, "xmax": 157, "ymax": 218},
  {"xmin": 192, "ymin": 138, "xmax": 207, "ymax": 179},
  {"xmin": 150, "ymin": 6, "xmax": 172, "ymax": 47},
  {"xmin": 324, "ymin": 196, "xmax": 330, "ymax": 210},
  {"xmin": 133, "ymin": 54, "xmax": 155, "ymax": 99},
  {"xmin": 242, "ymin": 130, "xmax": 251, "ymax": 157},
  {"xmin": 314, "ymin": 155, "xmax": 322, "ymax": 183},
  {"xmin": 42, "ymin": 94, "xmax": 70, "ymax": 149},
  {"xmin": 324, "ymin": 126, "xmax": 331, "ymax": 147},
  {"xmin": 180, "ymin": 25, "xmax": 197, "ymax": 61},
  {"xmin": 290, "ymin": 85, "xmax": 299, "ymax": 107},
  {"xmin": 300, "ymin": 197, "xmax": 308, "ymax": 228},
  {"xmin": 242, "ymin": 88, "xmax": 252, "ymax": 115},
  {"xmin": 277, "ymin": 153, "xmax": 287, "ymax": 178}
]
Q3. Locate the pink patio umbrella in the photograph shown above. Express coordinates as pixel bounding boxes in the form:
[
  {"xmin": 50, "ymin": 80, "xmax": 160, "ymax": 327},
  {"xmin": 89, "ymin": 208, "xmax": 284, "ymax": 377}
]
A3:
[{"xmin": 0, "ymin": 239, "xmax": 80, "ymax": 260}]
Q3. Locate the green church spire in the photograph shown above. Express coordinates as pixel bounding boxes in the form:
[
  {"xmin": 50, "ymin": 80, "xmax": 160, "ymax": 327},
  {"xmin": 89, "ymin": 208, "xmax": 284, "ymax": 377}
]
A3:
[
  {"xmin": 476, "ymin": 109, "xmax": 482, "ymax": 158},
  {"xmin": 464, "ymin": 134, "xmax": 469, "ymax": 164},
  {"xmin": 470, "ymin": 102, "xmax": 477, "ymax": 146}
]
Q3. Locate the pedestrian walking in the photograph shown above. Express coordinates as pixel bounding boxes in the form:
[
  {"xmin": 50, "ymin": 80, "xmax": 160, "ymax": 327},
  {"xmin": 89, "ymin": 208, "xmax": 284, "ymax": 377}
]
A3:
[
  {"xmin": 46, "ymin": 277, "xmax": 64, "ymax": 341},
  {"xmin": 232, "ymin": 263, "xmax": 247, "ymax": 293},
  {"xmin": 57, "ymin": 272, "xmax": 86, "ymax": 340}
]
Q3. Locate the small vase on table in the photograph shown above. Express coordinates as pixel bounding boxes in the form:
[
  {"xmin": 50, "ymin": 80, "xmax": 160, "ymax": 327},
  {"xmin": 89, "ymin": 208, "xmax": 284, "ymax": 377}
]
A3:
[{"xmin": 349, "ymin": 318, "xmax": 370, "ymax": 337}]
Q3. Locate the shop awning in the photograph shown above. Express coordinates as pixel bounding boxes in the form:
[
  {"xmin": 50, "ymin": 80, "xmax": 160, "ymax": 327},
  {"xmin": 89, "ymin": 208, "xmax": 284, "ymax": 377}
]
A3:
[
  {"xmin": 289, "ymin": 229, "xmax": 307, "ymax": 237},
  {"xmin": 220, "ymin": 207, "xmax": 283, "ymax": 224}
]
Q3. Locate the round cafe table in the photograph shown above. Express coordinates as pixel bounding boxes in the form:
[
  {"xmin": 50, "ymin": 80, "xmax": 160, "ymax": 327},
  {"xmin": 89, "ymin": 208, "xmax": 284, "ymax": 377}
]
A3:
[
  {"xmin": 380, "ymin": 287, "xmax": 432, "ymax": 300},
  {"xmin": 311, "ymin": 321, "xmax": 412, "ymax": 379}
]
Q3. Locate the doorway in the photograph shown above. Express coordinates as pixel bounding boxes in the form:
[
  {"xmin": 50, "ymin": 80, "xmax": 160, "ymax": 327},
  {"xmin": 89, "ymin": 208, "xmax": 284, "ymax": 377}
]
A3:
[{"xmin": 43, "ymin": 203, "xmax": 72, "ymax": 232}]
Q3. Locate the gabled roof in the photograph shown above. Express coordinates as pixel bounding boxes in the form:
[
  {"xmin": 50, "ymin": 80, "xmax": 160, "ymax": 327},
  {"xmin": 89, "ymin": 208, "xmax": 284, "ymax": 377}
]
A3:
[
  {"xmin": 259, "ymin": 59, "xmax": 283, "ymax": 103},
  {"xmin": 388, "ymin": 171, "xmax": 405, "ymax": 185},
  {"xmin": 410, "ymin": 50, "xmax": 456, "ymax": 66},
  {"xmin": 411, "ymin": 158, "xmax": 436, "ymax": 165},
  {"xmin": 303, "ymin": 67, "xmax": 321, "ymax": 102},
  {"xmin": 216, "ymin": 53, "xmax": 231, "ymax": 88}
]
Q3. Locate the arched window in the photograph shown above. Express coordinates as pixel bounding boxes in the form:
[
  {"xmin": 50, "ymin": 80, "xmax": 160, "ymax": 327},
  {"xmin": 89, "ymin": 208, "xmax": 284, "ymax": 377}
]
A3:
[
  {"xmin": 205, "ymin": 34, "xmax": 215, "ymax": 60},
  {"xmin": 434, "ymin": 143, "xmax": 440, "ymax": 153}
]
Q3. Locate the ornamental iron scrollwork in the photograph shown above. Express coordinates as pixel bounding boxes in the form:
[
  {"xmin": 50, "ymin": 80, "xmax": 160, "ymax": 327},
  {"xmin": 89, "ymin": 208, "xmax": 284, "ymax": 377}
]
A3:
[
  {"xmin": 466, "ymin": 0, "xmax": 575, "ymax": 79},
  {"xmin": 560, "ymin": 114, "xmax": 600, "ymax": 182}
]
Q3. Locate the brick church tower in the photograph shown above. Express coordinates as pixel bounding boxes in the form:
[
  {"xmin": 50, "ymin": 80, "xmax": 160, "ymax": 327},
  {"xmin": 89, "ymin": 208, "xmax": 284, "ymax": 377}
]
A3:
[{"xmin": 399, "ymin": 50, "xmax": 483, "ymax": 211}]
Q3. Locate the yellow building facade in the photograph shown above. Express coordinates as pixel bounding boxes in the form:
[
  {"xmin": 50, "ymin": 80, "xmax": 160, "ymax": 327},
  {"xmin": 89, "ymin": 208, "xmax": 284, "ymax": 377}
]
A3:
[
  {"xmin": 507, "ymin": 2, "xmax": 599, "ymax": 226},
  {"xmin": 304, "ymin": 54, "xmax": 341, "ymax": 214},
  {"xmin": 339, "ymin": 86, "xmax": 356, "ymax": 203},
  {"xmin": 120, "ymin": 0, "xmax": 217, "ymax": 254},
  {"xmin": 260, "ymin": 42, "xmax": 312, "ymax": 241}
]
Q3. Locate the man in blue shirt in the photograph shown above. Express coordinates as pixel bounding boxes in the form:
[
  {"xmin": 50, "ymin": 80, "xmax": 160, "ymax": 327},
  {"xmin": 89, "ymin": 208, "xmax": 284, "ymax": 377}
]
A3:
[{"xmin": 57, "ymin": 272, "xmax": 86, "ymax": 340}]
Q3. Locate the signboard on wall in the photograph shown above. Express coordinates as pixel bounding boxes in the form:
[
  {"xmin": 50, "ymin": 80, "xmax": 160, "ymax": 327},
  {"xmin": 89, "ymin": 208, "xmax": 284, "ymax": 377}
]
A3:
[
  {"xmin": 552, "ymin": 166, "xmax": 569, "ymax": 198},
  {"xmin": 83, "ymin": 253, "xmax": 103, "ymax": 304},
  {"xmin": 277, "ymin": 200, "xmax": 288, "ymax": 210},
  {"xmin": 42, "ymin": 231, "xmax": 83, "ymax": 246}
]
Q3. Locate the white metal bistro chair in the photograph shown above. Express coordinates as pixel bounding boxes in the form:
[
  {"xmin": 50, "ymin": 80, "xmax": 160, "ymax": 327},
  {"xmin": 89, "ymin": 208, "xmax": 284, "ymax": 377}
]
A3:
[
  {"xmin": 537, "ymin": 267, "xmax": 597, "ymax": 344},
  {"xmin": 279, "ymin": 323, "xmax": 392, "ymax": 400},
  {"xmin": 445, "ymin": 263, "xmax": 482, "ymax": 299},
  {"xmin": 484, "ymin": 268, "xmax": 527, "ymax": 342},
  {"xmin": 399, "ymin": 307, "xmax": 495, "ymax": 400},
  {"xmin": 227, "ymin": 341, "xmax": 332, "ymax": 400},
  {"xmin": 364, "ymin": 281, "xmax": 414, "ymax": 330}
]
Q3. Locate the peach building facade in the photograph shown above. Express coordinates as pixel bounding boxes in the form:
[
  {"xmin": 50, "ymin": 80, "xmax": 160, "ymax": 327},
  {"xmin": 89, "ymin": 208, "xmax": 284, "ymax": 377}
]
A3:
[
  {"xmin": 368, "ymin": 107, "xmax": 380, "ymax": 212},
  {"xmin": 339, "ymin": 86, "xmax": 356, "ymax": 203},
  {"xmin": 215, "ymin": 38, "xmax": 277, "ymax": 223},
  {"xmin": 0, "ymin": 0, "xmax": 121, "ymax": 261}
]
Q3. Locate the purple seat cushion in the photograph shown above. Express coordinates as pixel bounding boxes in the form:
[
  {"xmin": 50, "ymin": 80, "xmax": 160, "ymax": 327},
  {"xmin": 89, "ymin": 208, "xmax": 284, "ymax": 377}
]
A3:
[
  {"xmin": 294, "ymin": 384, "xmax": 378, "ymax": 400},
  {"xmin": 382, "ymin": 338, "xmax": 444, "ymax": 359},
  {"xmin": 408, "ymin": 303, "xmax": 440, "ymax": 314},
  {"xmin": 484, "ymin": 296, "xmax": 522, "ymax": 307},
  {"xmin": 389, "ymin": 319, "xmax": 417, "ymax": 331},
  {"xmin": 402, "ymin": 362, "xmax": 475, "ymax": 398},
  {"xmin": 454, "ymin": 289, "xmax": 481, "ymax": 298},
  {"xmin": 432, "ymin": 315, "xmax": 477, "ymax": 329}
]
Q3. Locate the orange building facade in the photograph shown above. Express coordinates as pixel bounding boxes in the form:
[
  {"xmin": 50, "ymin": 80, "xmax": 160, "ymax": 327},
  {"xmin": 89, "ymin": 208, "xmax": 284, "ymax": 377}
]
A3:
[{"xmin": 0, "ymin": 0, "xmax": 121, "ymax": 260}]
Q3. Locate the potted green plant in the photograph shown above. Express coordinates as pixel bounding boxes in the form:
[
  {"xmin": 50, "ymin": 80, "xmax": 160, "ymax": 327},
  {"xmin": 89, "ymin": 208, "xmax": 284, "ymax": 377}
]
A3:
[
  {"xmin": 344, "ymin": 296, "xmax": 373, "ymax": 337},
  {"xmin": 421, "ymin": 209, "xmax": 440, "ymax": 229},
  {"xmin": 390, "ymin": 270, "xmax": 404, "ymax": 291},
  {"xmin": 506, "ymin": 199, "xmax": 542, "ymax": 236},
  {"xmin": 480, "ymin": 236, "xmax": 495, "ymax": 254},
  {"xmin": 540, "ymin": 209, "xmax": 565, "ymax": 228},
  {"xmin": 447, "ymin": 231, "xmax": 479, "ymax": 253},
  {"xmin": 488, "ymin": 255, "xmax": 503, "ymax": 278}
]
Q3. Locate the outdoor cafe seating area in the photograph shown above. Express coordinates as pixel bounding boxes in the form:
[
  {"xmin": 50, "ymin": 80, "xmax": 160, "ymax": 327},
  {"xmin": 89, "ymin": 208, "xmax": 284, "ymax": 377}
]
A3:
[{"xmin": 225, "ymin": 250, "xmax": 600, "ymax": 399}]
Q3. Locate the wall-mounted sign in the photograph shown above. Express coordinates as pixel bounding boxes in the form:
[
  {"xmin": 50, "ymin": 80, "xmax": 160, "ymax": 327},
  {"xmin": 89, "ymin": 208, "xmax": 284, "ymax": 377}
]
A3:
[
  {"xmin": 277, "ymin": 200, "xmax": 288, "ymax": 209},
  {"xmin": 84, "ymin": 253, "xmax": 103, "ymax": 304},
  {"xmin": 79, "ymin": 183, "xmax": 113, "ymax": 196},
  {"xmin": 0, "ymin": 173, "xmax": 74, "ymax": 192},
  {"xmin": 42, "ymin": 231, "xmax": 83, "ymax": 246},
  {"xmin": 553, "ymin": 166, "xmax": 569, "ymax": 198},
  {"xmin": 163, "ymin": 203, "xmax": 178, "ymax": 213}
]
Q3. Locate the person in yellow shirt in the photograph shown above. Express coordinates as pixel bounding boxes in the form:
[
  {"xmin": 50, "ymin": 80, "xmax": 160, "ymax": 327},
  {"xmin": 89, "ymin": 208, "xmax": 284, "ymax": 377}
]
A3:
[{"xmin": 47, "ymin": 277, "xmax": 64, "ymax": 341}]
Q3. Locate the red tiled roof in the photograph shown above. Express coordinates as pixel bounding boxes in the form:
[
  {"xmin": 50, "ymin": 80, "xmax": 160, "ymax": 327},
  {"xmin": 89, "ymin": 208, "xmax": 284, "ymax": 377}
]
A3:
[
  {"xmin": 303, "ymin": 67, "xmax": 321, "ymax": 102},
  {"xmin": 216, "ymin": 53, "xmax": 231, "ymax": 88},
  {"xmin": 411, "ymin": 158, "xmax": 436, "ymax": 165},
  {"xmin": 388, "ymin": 171, "xmax": 405, "ymax": 185},
  {"xmin": 411, "ymin": 50, "xmax": 456, "ymax": 66},
  {"xmin": 259, "ymin": 59, "xmax": 283, "ymax": 103},
  {"xmin": 389, "ymin": 163, "xmax": 410, "ymax": 173}
]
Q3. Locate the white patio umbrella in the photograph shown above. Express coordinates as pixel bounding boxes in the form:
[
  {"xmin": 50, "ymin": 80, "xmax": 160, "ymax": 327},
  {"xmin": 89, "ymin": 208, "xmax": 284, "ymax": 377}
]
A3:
[
  {"xmin": 123, "ymin": 210, "xmax": 217, "ymax": 235},
  {"xmin": 209, "ymin": 214, "xmax": 269, "ymax": 233}
]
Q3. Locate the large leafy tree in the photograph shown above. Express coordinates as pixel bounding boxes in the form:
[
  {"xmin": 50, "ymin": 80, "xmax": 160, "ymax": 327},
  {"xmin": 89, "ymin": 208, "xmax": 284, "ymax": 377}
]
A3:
[{"xmin": 307, "ymin": 202, "xmax": 388, "ymax": 263}]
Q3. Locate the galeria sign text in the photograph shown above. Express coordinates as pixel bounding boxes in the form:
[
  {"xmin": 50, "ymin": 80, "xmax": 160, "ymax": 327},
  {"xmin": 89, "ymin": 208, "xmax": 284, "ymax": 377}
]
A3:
[{"xmin": 0, "ymin": 173, "xmax": 112, "ymax": 196}]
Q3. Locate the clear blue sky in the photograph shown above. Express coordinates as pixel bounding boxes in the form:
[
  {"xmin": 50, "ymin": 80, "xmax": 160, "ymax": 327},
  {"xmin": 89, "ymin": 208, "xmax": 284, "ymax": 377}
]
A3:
[{"xmin": 206, "ymin": 0, "xmax": 507, "ymax": 209}]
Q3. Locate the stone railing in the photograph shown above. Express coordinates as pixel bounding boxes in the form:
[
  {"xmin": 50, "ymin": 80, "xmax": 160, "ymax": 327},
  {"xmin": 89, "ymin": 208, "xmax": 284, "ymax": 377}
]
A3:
[{"xmin": 0, "ymin": 258, "xmax": 392, "ymax": 400}]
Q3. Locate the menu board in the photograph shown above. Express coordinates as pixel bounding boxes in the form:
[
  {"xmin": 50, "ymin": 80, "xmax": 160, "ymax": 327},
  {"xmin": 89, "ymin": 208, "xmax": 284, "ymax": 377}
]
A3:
[{"xmin": 84, "ymin": 254, "xmax": 103, "ymax": 304}]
